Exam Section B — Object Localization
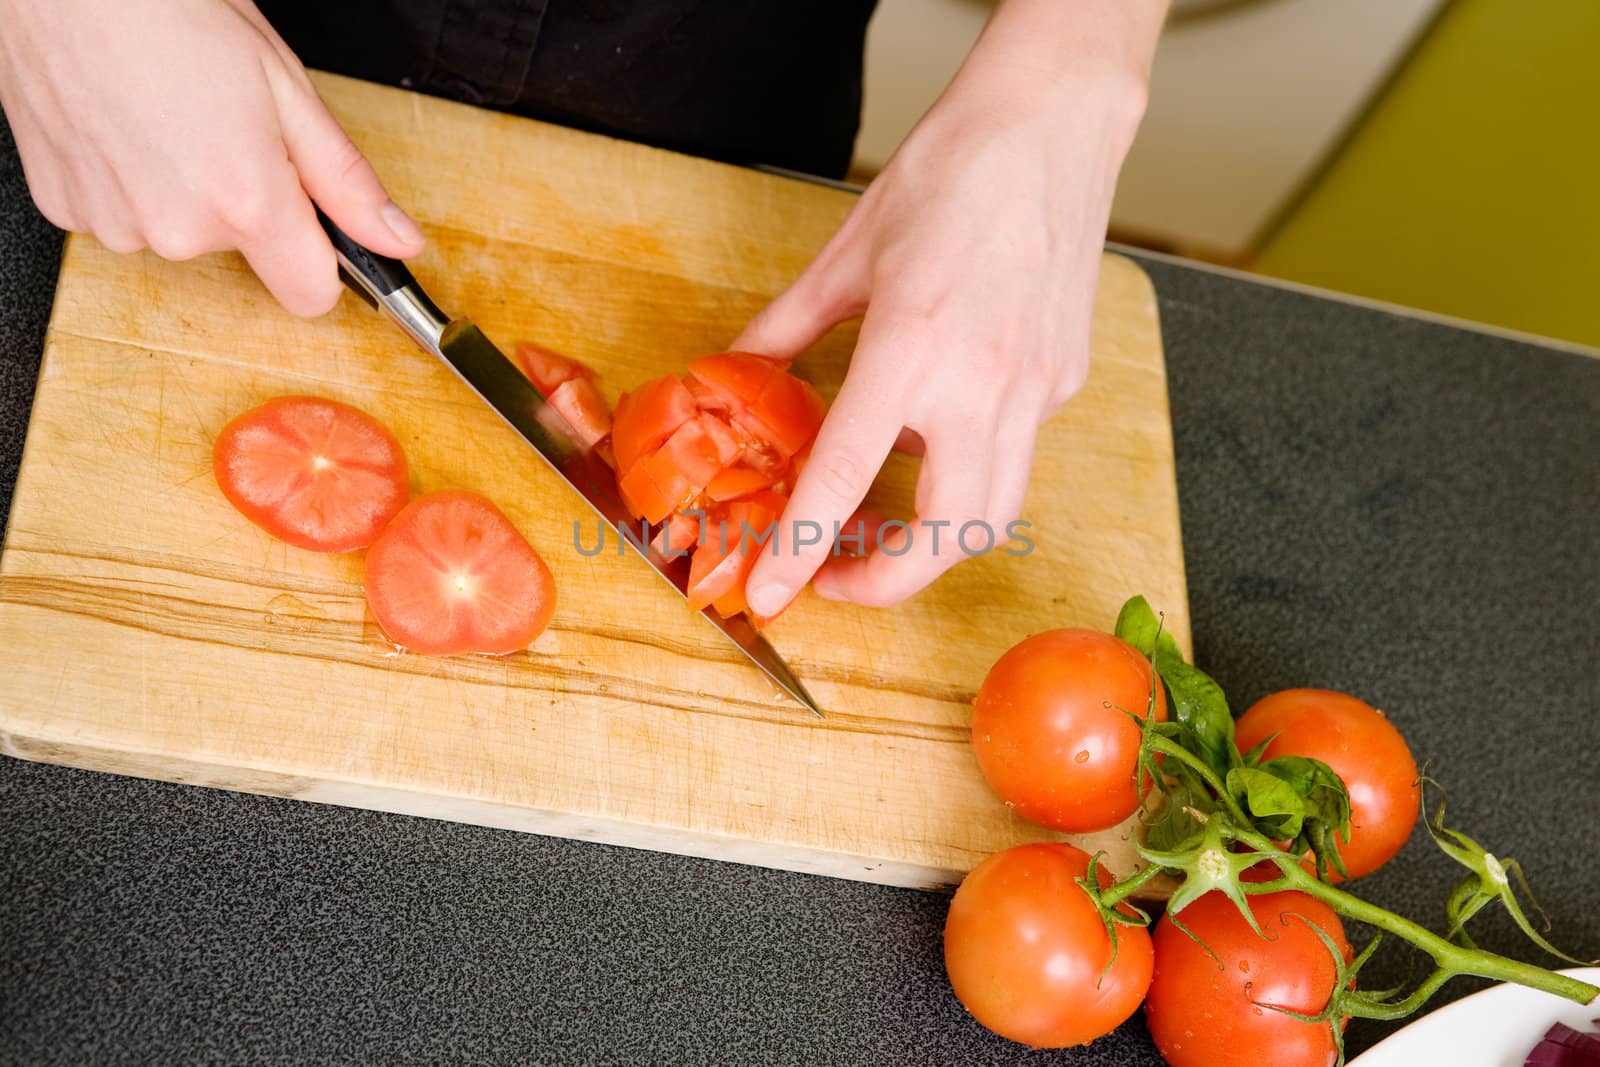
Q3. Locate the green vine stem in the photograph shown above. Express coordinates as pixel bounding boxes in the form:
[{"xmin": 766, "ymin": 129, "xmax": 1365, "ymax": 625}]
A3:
[{"xmin": 1224, "ymin": 826, "xmax": 1596, "ymax": 1007}]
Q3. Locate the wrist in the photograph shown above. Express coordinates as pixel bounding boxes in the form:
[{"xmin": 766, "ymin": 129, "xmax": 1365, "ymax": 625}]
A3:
[{"xmin": 950, "ymin": 0, "xmax": 1166, "ymax": 146}]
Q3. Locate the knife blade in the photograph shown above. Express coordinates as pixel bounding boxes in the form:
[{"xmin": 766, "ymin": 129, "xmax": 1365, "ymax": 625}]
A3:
[{"xmin": 316, "ymin": 211, "xmax": 821, "ymax": 717}]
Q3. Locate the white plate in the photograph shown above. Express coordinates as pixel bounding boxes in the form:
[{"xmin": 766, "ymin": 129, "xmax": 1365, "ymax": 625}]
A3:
[{"xmin": 1350, "ymin": 968, "xmax": 1600, "ymax": 1067}]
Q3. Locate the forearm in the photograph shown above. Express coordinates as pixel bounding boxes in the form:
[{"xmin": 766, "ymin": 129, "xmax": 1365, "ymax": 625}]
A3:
[{"xmin": 939, "ymin": 0, "xmax": 1169, "ymax": 155}]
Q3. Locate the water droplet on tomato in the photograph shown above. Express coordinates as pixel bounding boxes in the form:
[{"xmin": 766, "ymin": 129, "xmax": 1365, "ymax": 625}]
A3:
[
  {"xmin": 1252, "ymin": 1006, "xmax": 1264, "ymax": 1016},
  {"xmin": 1239, "ymin": 960, "xmax": 1250, "ymax": 973},
  {"xmin": 1074, "ymin": 750, "xmax": 1090, "ymax": 763}
]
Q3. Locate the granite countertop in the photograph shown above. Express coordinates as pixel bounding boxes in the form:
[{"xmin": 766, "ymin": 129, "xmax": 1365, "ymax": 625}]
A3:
[{"xmin": 2, "ymin": 112, "xmax": 1597, "ymax": 1066}]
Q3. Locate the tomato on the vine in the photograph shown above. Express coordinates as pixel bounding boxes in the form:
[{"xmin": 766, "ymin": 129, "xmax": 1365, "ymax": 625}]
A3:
[
  {"xmin": 1145, "ymin": 889, "xmax": 1350, "ymax": 1067},
  {"xmin": 1236, "ymin": 689, "xmax": 1420, "ymax": 881},
  {"xmin": 971, "ymin": 629, "xmax": 1166, "ymax": 833},
  {"xmin": 944, "ymin": 843, "xmax": 1152, "ymax": 1049}
]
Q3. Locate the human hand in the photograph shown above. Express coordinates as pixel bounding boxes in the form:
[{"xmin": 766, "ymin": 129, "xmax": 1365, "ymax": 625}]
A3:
[
  {"xmin": 0, "ymin": 0, "xmax": 423, "ymax": 315},
  {"xmin": 738, "ymin": 0, "xmax": 1166, "ymax": 615}
]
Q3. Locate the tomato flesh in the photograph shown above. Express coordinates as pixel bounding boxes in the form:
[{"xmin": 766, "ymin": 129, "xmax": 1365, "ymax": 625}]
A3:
[
  {"xmin": 363, "ymin": 489, "xmax": 556, "ymax": 656},
  {"xmin": 1236, "ymin": 689, "xmax": 1420, "ymax": 881},
  {"xmin": 547, "ymin": 378, "xmax": 612, "ymax": 452},
  {"xmin": 1145, "ymin": 890, "xmax": 1349, "ymax": 1067},
  {"xmin": 971, "ymin": 629, "xmax": 1166, "ymax": 833},
  {"xmin": 944, "ymin": 843, "xmax": 1153, "ymax": 1049},
  {"xmin": 610, "ymin": 354, "xmax": 828, "ymax": 619},
  {"xmin": 515, "ymin": 341, "xmax": 594, "ymax": 396},
  {"xmin": 612, "ymin": 375, "xmax": 697, "ymax": 474},
  {"xmin": 213, "ymin": 395, "xmax": 409, "ymax": 553}
]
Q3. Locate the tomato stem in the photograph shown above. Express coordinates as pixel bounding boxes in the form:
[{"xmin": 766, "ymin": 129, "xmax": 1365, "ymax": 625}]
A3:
[
  {"xmin": 1097, "ymin": 860, "xmax": 1166, "ymax": 910},
  {"xmin": 1234, "ymin": 828, "xmax": 1600, "ymax": 1008},
  {"xmin": 1146, "ymin": 735, "xmax": 1250, "ymax": 825}
]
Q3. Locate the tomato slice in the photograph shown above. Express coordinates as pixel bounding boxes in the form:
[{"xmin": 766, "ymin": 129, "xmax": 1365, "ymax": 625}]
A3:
[
  {"xmin": 363, "ymin": 489, "xmax": 556, "ymax": 656},
  {"xmin": 611, "ymin": 375, "xmax": 697, "ymax": 473},
  {"xmin": 546, "ymin": 378, "xmax": 612, "ymax": 452},
  {"xmin": 515, "ymin": 341, "xmax": 594, "ymax": 396},
  {"xmin": 213, "ymin": 395, "xmax": 409, "ymax": 553}
]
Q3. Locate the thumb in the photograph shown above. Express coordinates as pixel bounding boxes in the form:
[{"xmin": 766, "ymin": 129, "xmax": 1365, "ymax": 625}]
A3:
[
  {"xmin": 275, "ymin": 81, "xmax": 424, "ymax": 259},
  {"xmin": 731, "ymin": 235, "xmax": 867, "ymax": 359}
]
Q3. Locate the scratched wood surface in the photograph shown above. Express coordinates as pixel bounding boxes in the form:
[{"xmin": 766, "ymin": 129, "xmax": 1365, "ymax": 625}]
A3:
[{"xmin": 0, "ymin": 73, "xmax": 1188, "ymax": 890}]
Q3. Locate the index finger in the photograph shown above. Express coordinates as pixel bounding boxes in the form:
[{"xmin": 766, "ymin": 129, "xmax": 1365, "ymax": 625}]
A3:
[{"xmin": 743, "ymin": 360, "xmax": 907, "ymax": 618}]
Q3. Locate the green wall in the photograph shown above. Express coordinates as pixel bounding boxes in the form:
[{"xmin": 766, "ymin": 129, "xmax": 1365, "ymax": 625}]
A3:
[{"xmin": 1254, "ymin": 0, "xmax": 1600, "ymax": 348}]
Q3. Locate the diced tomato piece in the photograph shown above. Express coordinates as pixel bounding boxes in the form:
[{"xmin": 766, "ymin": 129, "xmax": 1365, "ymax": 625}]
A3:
[
  {"xmin": 696, "ymin": 414, "xmax": 742, "ymax": 467},
  {"xmin": 686, "ymin": 376, "xmax": 729, "ymax": 414},
  {"xmin": 213, "ymin": 396, "xmax": 409, "ymax": 553},
  {"xmin": 595, "ymin": 437, "xmax": 617, "ymax": 470},
  {"xmin": 686, "ymin": 352, "xmax": 785, "ymax": 410},
  {"xmin": 685, "ymin": 532, "xmax": 743, "ymax": 611},
  {"xmin": 516, "ymin": 341, "xmax": 594, "ymax": 396},
  {"xmin": 547, "ymin": 378, "xmax": 612, "ymax": 452},
  {"xmin": 651, "ymin": 511, "xmax": 704, "ymax": 557},
  {"xmin": 711, "ymin": 585, "xmax": 748, "ymax": 619},
  {"xmin": 363, "ymin": 490, "xmax": 556, "ymax": 656},
  {"xmin": 736, "ymin": 374, "xmax": 827, "ymax": 459},
  {"xmin": 654, "ymin": 417, "xmax": 736, "ymax": 491},
  {"xmin": 618, "ymin": 459, "xmax": 675, "ymax": 523},
  {"xmin": 705, "ymin": 462, "xmax": 780, "ymax": 502},
  {"xmin": 611, "ymin": 375, "xmax": 697, "ymax": 473}
]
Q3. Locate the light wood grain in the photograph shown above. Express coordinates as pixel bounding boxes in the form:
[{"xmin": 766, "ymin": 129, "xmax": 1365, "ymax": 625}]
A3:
[{"xmin": 0, "ymin": 73, "xmax": 1188, "ymax": 890}]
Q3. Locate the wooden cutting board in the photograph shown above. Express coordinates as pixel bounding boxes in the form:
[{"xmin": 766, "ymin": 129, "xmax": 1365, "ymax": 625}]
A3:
[{"xmin": 0, "ymin": 73, "xmax": 1188, "ymax": 890}]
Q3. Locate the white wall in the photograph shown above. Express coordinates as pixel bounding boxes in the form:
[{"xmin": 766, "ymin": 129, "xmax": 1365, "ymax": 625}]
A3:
[{"xmin": 858, "ymin": 0, "xmax": 1447, "ymax": 259}]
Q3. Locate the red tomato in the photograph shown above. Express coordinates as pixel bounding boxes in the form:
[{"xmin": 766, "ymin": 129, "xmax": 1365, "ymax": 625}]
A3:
[
  {"xmin": 363, "ymin": 490, "xmax": 556, "ymax": 656},
  {"xmin": 688, "ymin": 352, "xmax": 825, "ymax": 459},
  {"xmin": 612, "ymin": 375, "xmax": 697, "ymax": 473},
  {"xmin": 213, "ymin": 396, "xmax": 409, "ymax": 553},
  {"xmin": 971, "ymin": 629, "xmax": 1166, "ymax": 833},
  {"xmin": 1235, "ymin": 689, "xmax": 1420, "ymax": 881},
  {"xmin": 546, "ymin": 378, "xmax": 612, "ymax": 452},
  {"xmin": 944, "ymin": 843, "xmax": 1153, "ymax": 1049},
  {"xmin": 686, "ymin": 492, "xmax": 784, "ymax": 613},
  {"xmin": 515, "ymin": 341, "xmax": 593, "ymax": 396},
  {"xmin": 705, "ymin": 463, "xmax": 780, "ymax": 502},
  {"xmin": 1145, "ymin": 890, "xmax": 1349, "ymax": 1067}
]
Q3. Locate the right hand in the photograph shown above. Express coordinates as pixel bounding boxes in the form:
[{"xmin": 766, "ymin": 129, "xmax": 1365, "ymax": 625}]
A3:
[{"xmin": 0, "ymin": 0, "xmax": 423, "ymax": 315}]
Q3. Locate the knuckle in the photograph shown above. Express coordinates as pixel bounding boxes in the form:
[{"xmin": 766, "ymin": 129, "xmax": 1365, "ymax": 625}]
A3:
[
  {"xmin": 812, "ymin": 449, "xmax": 873, "ymax": 504},
  {"xmin": 215, "ymin": 186, "xmax": 277, "ymax": 239},
  {"xmin": 147, "ymin": 223, "xmax": 215, "ymax": 261}
]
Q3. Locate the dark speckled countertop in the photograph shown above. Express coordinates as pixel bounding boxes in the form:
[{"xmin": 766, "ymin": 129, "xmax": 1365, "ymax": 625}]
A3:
[{"xmin": 2, "ymin": 106, "xmax": 1598, "ymax": 1066}]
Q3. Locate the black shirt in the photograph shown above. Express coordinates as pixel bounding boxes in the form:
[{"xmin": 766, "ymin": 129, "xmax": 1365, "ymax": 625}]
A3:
[{"xmin": 257, "ymin": 0, "xmax": 880, "ymax": 179}]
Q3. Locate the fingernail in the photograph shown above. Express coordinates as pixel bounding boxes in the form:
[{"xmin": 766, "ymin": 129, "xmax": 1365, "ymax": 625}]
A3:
[
  {"xmin": 381, "ymin": 201, "xmax": 424, "ymax": 248},
  {"xmin": 812, "ymin": 580, "xmax": 847, "ymax": 603},
  {"xmin": 746, "ymin": 584, "xmax": 790, "ymax": 617}
]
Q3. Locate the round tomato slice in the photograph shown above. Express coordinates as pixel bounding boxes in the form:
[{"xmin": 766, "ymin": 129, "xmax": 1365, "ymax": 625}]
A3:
[
  {"xmin": 364, "ymin": 490, "xmax": 556, "ymax": 656},
  {"xmin": 213, "ymin": 395, "xmax": 409, "ymax": 553}
]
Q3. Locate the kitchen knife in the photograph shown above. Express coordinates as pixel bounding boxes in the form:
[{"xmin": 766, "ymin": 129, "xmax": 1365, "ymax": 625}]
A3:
[{"xmin": 317, "ymin": 211, "xmax": 821, "ymax": 718}]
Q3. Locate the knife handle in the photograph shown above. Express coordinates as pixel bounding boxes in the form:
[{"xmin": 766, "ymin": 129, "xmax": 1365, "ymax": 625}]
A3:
[
  {"xmin": 316, "ymin": 207, "xmax": 449, "ymax": 351},
  {"xmin": 316, "ymin": 208, "xmax": 416, "ymax": 296}
]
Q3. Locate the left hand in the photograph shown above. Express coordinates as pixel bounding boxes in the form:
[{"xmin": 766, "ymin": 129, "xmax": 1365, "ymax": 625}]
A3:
[{"xmin": 739, "ymin": 1, "xmax": 1158, "ymax": 615}]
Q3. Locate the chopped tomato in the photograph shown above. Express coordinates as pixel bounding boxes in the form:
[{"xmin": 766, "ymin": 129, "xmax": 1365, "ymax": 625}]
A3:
[
  {"xmin": 686, "ymin": 492, "xmax": 784, "ymax": 614},
  {"xmin": 213, "ymin": 395, "xmax": 409, "ymax": 553},
  {"xmin": 736, "ymin": 373, "xmax": 826, "ymax": 458},
  {"xmin": 515, "ymin": 341, "xmax": 594, "ymax": 397},
  {"xmin": 611, "ymin": 375, "xmax": 697, "ymax": 473},
  {"xmin": 705, "ymin": 463, "xmax": 780, "ymax": 502},
  {"xmin": 687, "ymin": 351, "xmax": 784, "ymax": 409},
  {"xmin": 547, "ymin": 378, "xmax": 612, "ymax": 452},
  {"xmin": 363, "ymin": 489, "xmax": 556, "ymax": 656},
  {"xmin": 613, "ymin": 353, "xmax": 827, "ymax": 620},
  {"xmin": 651, "ymin": 511, "xmax": 704, "ymax": 557}
]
